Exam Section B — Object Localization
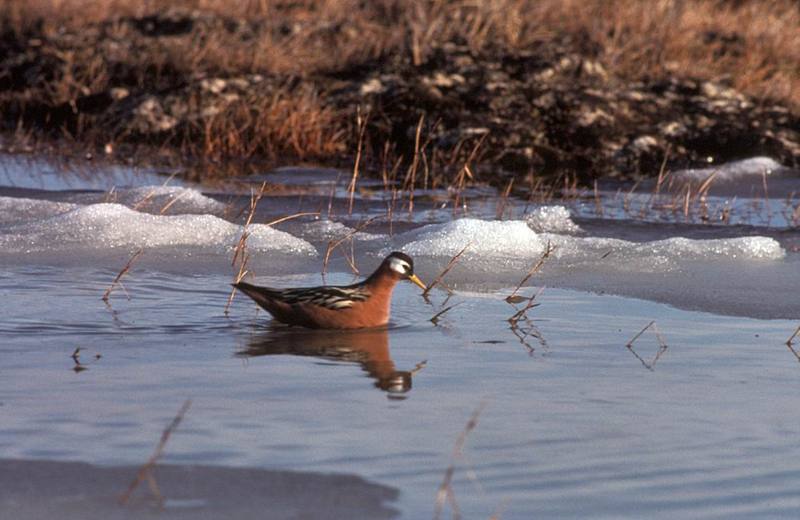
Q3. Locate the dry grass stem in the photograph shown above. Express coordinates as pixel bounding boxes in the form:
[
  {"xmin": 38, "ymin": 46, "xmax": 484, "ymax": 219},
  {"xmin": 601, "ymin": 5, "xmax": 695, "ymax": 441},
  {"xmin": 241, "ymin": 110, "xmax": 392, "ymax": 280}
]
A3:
[
  {"xmin": 227, "ymin": 183, "xmax": 265, "ymax": 312},
  {"xmin": 423, "ymin": 242, "xmax": 471, "ymax": 297},
  {"xmin": 625, "ymin": 320, "xmax": 669, "ymax": 370},
  {"xmin": 231, "ymin": 181, "xmax": 267, "ymax": 268},
  {"xmin": 119, "ymin": 399, "xmax": 192, "ymax": 507},
  {"xmin": 785, "ymin": 342, "xmax": 800, "ymax": 363},
  {"xmin": 224, "ymin": 252, "xmax": 250, "ymax": 316},
  {"xmin": 593, "ymin": 179, "xmax": 604, "ymax": 216},
  {"xmin": 510, "ymin": 323, "xmax": 542, "ymax": 355},
  {"xmin": 243, "ymin": 182, "xmax": 268, "ymax": 227},
  {"xmin": 496, "ymin": 178, "xmax": 515, "ymax": 219},
  {"xmin": 655, "ymin": 146, "xmax": 671, "ymax": 196},
  {"xmin": 626, "ymin": 320, "xmax": 656, "ymax": 347},
  {"xmin": 430, "ymin": 302, "xmax": 463, "ymax": 326},
  {"xmin": 507, "ymin": 283, "xmax": 548, "ymax": 355},
  {"xmin": 347, "ymin": 107, "xmax": 368, "ymax": 215},
  {"xmin": 264, "ymin": 211, "xmax": 320, "ymax": 227},
  {"xmin": 452, "ymin": 134, "xmax": 486, "ymax": 214},
  {"xmin": 70, "ymin": 347, "xmax": 87, "ymax": 373},
  {"xmin": 321, "ymin": 216, "xmax": 380, "ymax": 276},
  {"xmin": 508, "ymin": 286, "xmax": 546, "ymax": 326},
  {"xmin": 326, "ymin": 173, "xmax": 340, "ymax": 219},
  {"xmin": 697, "ymin": 171, "xmax": 719, "ymax": 196},
  {"xmin": 101, "ymin": 248, "xmax": 143, "ymax": 302},
  {"xmin": 158, "ymin": 190, "xmax": 188, "ymax": 214},
  {"xmin": 404, "ymin": 114, "xmax": 426, "ymax": 214},
  {"xmin": 761, "ymin": 169, "xmax": 772, "ymax": 224},
  {"xmin": 131, "ymin": 189, "xmax": 158, "ymax": 211},
  {"xmin": 787, "ymin": 325, "xmax": 800, "ymax": 346},
  {"xmin": 434, "ymin": 402, "xmax": 487, "ymax": 520},
  {"xmin": 506, "ymin": 242, "xmax": 555, "ymax": 303},
  {"xmin": 410, "ymin": 359, "xmax": 428, "ymax": 376}
]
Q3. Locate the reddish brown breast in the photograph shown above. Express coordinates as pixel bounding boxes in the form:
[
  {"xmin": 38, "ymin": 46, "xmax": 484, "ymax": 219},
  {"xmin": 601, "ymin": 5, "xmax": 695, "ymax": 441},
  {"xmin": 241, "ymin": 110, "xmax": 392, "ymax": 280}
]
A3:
[{"xmin": 296, "ymin": 273, "xmax": 398, "ymax": 329}]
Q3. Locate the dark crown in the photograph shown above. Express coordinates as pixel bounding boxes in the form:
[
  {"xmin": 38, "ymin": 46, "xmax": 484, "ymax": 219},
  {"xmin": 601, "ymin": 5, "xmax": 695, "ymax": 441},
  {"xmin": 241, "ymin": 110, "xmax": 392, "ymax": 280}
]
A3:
[{"xmin": 386, "ymin": 251, "xmax": 414, "ymax": 270}]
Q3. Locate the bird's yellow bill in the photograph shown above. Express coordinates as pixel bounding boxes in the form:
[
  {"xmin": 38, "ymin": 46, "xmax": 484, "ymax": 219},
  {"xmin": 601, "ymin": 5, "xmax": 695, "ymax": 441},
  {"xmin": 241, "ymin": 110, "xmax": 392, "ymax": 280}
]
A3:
[{"xmin": 408, "ymin": 273, "xmax": 427, "ymax": 290}]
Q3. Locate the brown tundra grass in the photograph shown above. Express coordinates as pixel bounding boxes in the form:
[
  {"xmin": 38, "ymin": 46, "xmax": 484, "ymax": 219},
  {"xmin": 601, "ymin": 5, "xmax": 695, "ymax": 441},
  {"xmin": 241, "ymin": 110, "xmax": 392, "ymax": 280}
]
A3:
[
  {"xmin": 4, "ymin": 0, "xmax": 799, "ymax": 105},
  {"xmin": 2, "ymin": 0, "xmax": 799, "ymax": 171}
]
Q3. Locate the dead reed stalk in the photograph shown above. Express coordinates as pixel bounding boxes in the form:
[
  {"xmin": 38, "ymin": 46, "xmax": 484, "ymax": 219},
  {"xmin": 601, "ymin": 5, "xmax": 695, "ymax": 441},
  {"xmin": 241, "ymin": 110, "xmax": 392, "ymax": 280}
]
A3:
[
  {"xmin": 508, "ymin": 286, "xmax": 545, "ymax": 327},
  {"xmin": 101, "ymin": 248, "xmax": 143, "ymax": 302},
  {"xmin": 119, "ymin": 399, "xmax": 192, "ymax": 507},
  {"xmin": 506, "ymin": 242, "xmax": 555, "ymax": 303},
  {"xmin": 321, "ymin": 216, "xmax": 381, "ymax": 276},
  {"xmin": 625, "ymin": 320, "xmax": 668, "ymax": 370},
  {"xmin": 70, "ymin": 347, "xmax": 86, "ymax": 373},
  {"xmin": 158, "ymin": 190, "xmax": 188, "ymax": 214},
  {"xmin": 761, "ymin": 169, "xmax": 772, "ymax": 224},
  {"xmin": 224, "ymin": 251, "xmax": 250, "ymax": 316},
  {"xmin": 347, "ymin": 106, "xmax": 368, "ymax": 215},
  {"xmin": 626, "ymin": 320, "xmax": 656, "ymax": 347},
  {"xmin": 423, "ymin": 242, "xmax": 471, "ymax": 297},
  {"xmin": 131, "ymin": 189, "xmax": 158, "ymax": 211},
  {"xmin": 451, "ymin": 134, "xmax": 486, "ymax": 215},
  {"xmin": 654, "ymin": 145, "xmax": 671, "ymax": 196},
  {"xmin": 430, "ymin": 302, "xmax": 463, "ymax": 326},
  {"xmin": 495, "ymin": 178, "xmax": 514, "ymax": 219},
  {"xmin": 231, "ymin": 181, "xmax": 267, "ymax": 268},
  {"xmin": 787, "ymin": 325, "xmax": 800, "ymax": 346},
  {"xmin": 593, "ymin": 179, "xmax": 603, "ymax": 216},
  {"xmin": 403, "ymin": 114, "xmax": 425, "ymax": 215},
  {"xmin": 410, "ymin": 359, "xmax": 428, "ymax": 376},
  {"xmin": 434, "ymin": 402, "xmax": 487, "ymax": 520},
  {"xmin": 226, "ymin": 182, "xmax": 266, "ymax": 312},
  {"xmin": 264, "ymin": 211, "xmax": 320, "ymax": 227}
]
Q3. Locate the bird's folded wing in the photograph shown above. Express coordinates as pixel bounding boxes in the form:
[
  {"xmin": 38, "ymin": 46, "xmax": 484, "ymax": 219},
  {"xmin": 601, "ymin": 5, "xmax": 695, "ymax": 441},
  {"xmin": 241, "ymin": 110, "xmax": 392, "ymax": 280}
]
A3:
[{"xmin": 274, "ymin": 286, "xmax": 371, "ymax": 310}]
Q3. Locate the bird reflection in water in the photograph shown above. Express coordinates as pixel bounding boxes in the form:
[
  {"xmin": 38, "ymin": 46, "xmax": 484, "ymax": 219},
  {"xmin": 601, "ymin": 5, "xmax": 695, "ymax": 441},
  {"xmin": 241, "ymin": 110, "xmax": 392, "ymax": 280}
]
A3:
[{"xmin": 238, "ymin": 327, "xmax": 424, "ymax": 397}]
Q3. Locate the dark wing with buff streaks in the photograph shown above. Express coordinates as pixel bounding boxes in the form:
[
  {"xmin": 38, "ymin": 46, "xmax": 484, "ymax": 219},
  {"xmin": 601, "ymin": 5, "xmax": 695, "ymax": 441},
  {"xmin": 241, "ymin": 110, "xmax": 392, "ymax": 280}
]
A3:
[{"xmin": 270, "ymin": 286, "xmax": 371, "ymax": 310}]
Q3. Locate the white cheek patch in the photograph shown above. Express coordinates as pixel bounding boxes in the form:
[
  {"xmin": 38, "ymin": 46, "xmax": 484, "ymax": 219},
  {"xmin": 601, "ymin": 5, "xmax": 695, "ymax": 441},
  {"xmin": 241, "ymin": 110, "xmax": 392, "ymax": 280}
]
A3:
[{"xmin": 389, "ymin": 258, "xmax": 410, "ymax": 275}]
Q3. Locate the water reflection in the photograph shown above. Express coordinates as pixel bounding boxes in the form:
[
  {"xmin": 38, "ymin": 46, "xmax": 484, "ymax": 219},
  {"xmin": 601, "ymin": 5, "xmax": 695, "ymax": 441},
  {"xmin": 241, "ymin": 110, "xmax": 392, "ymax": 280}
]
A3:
[{"xmin": 239, "ymin": 327, "xmax": 421, "ymax": 397}]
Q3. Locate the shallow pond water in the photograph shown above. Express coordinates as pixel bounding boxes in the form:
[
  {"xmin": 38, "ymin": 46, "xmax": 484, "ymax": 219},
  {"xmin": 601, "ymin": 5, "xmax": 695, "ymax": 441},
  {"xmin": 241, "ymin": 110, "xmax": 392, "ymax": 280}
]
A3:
[{"xmin": 1, "ymin": 154, "xmax": 800, "ymax": 518}]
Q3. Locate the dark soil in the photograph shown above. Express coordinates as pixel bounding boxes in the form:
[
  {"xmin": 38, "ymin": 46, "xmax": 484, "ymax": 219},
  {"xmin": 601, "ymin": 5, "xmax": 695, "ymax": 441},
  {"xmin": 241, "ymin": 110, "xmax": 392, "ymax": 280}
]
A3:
[{"xmin": 2, "ymin": 8, "xmax": 799, "ymax": 183}]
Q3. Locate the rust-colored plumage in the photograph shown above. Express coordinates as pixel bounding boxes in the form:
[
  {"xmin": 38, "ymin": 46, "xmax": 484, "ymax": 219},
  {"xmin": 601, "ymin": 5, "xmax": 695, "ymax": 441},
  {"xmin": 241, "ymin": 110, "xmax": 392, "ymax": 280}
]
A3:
[{"xmin": 234, "ymin": 252, "xmax": 426, "ymax": 329}]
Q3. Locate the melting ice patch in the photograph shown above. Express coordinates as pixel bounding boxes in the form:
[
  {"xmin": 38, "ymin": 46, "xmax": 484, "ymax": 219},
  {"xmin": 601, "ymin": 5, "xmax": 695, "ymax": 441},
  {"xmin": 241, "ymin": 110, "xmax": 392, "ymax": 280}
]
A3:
[
  {"xmin": 402, "ymin": 219, "xmax": 547, "ymax": 259},
  {"xmin": 0, "ymin": 196, "xmax": 79, "ymax": 225},
  {"xmin": 74, "ymin": 186, "xmax": 226, "ymax": 215},
  {"xmin": 299, "ymin": 219, "xmax": 381, "ymax": 242},
  {"xmin": 525, "ymin": 206, "xmax": 581, "ymax": 234},
  {"xmin": 400, "ymin": 218, "xmax": 784, "ymax": 274},
  {"xmin": 625, "ymin": 236, "xmax": 783, "ymax": 260},
  {"xmin": 0, "ymin": 203, "xmax": 316, "ymax": 255},
  {"xmin": 672, "ymin": 157, "xmax": 787, "ymax": 183}
]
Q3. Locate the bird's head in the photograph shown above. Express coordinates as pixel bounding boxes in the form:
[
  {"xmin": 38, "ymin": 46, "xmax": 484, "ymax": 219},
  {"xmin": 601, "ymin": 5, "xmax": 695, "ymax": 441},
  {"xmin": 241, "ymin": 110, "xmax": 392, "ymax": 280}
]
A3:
[{"xmin": 382, "ymin": 251, "xmax": 426, "ymax": 290}]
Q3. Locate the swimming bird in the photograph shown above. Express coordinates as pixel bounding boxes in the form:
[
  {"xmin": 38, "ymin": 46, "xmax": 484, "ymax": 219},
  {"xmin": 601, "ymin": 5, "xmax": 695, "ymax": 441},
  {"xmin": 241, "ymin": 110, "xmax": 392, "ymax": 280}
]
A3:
[{"xmin": 234, "ymin": 251, "xmax": 426, "ymax": 329}]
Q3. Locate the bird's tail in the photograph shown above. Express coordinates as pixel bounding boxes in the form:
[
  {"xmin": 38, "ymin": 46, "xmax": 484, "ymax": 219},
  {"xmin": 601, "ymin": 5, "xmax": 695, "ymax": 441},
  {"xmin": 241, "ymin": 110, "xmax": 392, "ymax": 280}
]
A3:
[{"xmin": 233, "ymin": 281, "xmax": 278, "ymax": 309}]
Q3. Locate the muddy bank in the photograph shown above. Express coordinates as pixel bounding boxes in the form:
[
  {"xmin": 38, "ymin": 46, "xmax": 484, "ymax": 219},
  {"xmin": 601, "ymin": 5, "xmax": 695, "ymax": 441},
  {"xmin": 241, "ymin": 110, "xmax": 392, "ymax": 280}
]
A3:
[
  {"xmin": 0, "ymin": 459, "xmax": 398, "ymax": 519},
  {"xmin": 2, "ymin": 7, "xmax": 799, "ymax": 182}
]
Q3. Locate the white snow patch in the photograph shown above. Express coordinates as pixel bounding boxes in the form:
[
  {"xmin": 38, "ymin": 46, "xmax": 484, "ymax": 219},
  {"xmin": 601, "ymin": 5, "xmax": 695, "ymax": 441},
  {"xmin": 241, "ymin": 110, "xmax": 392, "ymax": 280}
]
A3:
[
  {"xmin": 526, "ymin": 206, "xmax": 581, "ymax": 234},
  {"xmin": 299, "ymin": 219, "xmax": 381, "ymax": 242},
  {"xmin": 74, "ymin": 186, "xmax": 226, "ymax": 214},
  {"xmin": 673, "ymin": 157, "xmax": 786, "ymax": 183},
  {"xmin": 0, "ymin": 196, "xmax": 79, "ymax": 225},
  {"xmin": 399, "ymin": 218, "xmax": 783, "ymax": 274},
  {"xmin": 0, "ymin": 203, "xmax": 316, "ymax": 255},
  {"xmin": 402, "ymin": 219, "xmax": 548, "ymax": 259}
]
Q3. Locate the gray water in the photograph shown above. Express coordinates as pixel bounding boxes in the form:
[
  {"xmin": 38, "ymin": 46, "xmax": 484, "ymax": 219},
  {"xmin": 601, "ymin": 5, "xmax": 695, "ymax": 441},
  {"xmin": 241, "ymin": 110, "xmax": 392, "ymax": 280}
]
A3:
[{"xmin": 1, "ymin": 154, "xmax": 800, "ymax": 518}]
